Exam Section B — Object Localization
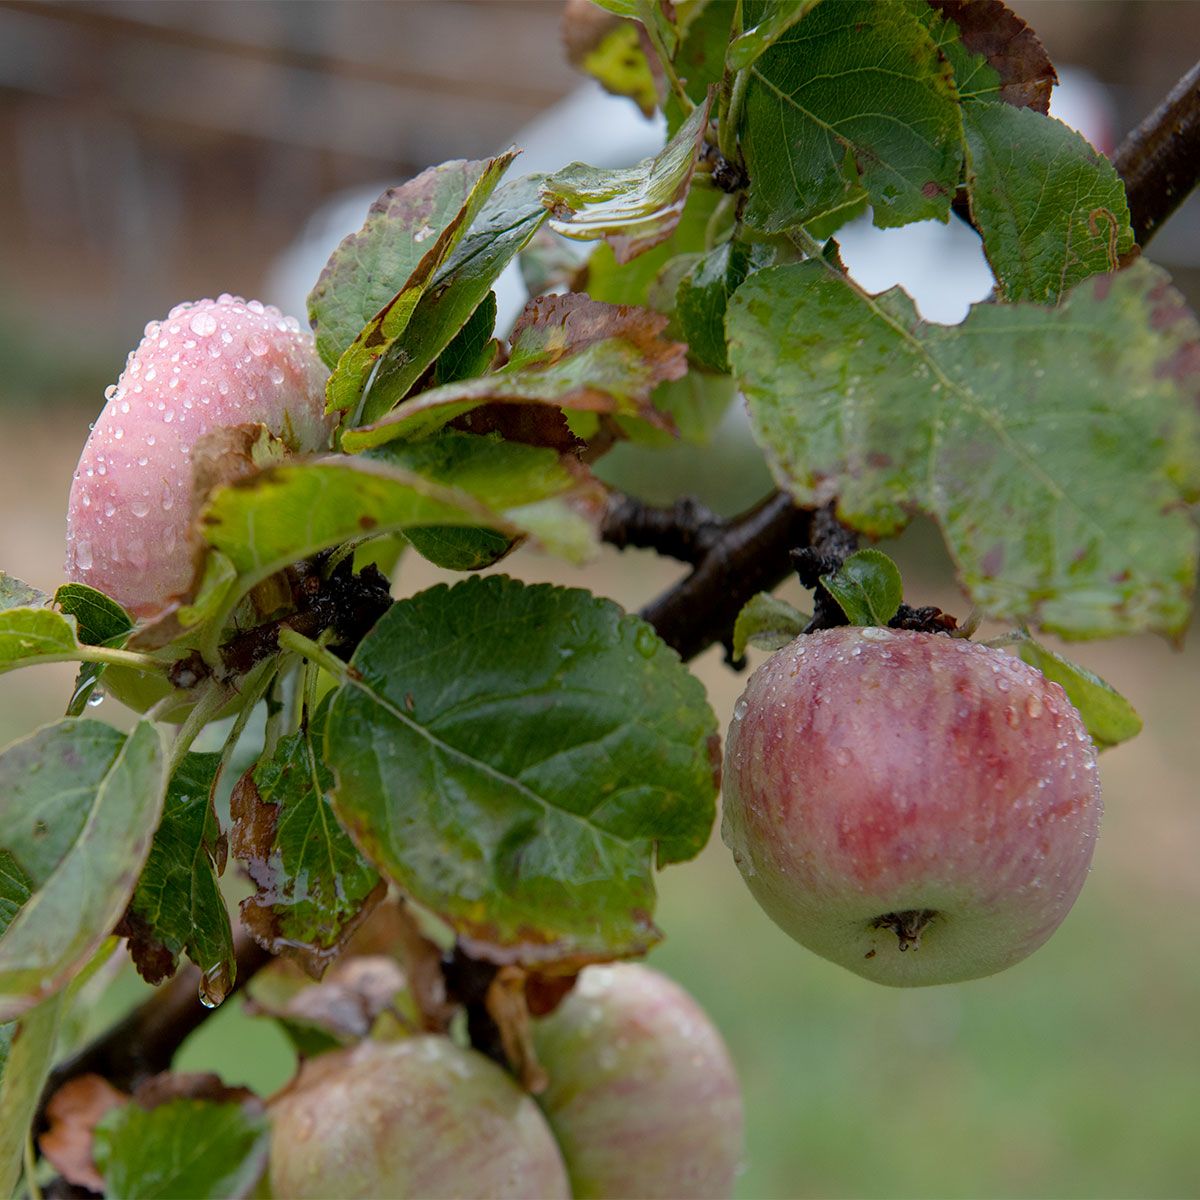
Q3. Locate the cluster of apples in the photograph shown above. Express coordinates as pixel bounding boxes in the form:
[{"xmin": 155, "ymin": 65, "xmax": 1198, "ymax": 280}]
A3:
[
  {"xmin": 66, "ymin": 301, "xmax": 1103, "ymax": 1195},
  {"xmin": 267, "ymin": 963, "xmax": 744, "ymax": 1199}
]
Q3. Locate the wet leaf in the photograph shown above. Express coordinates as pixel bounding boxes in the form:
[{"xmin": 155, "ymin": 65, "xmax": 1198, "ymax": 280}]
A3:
[
  {"xmin": 820, "ymin": 549, "xmax": 904, "ymax": 626},
  {"xmin": 344, "ymin": 294, "xmax": 687, "ymax": 451},
  {"xmin": 362, "ymin": 174, "xmax": 550, "ymax": 423},
  {"xmin": 0, "ymin": 719, "xmax": 168, "ymax": 1019},
  {"xmin": 55, "ymin": 584, "xmax": 134, "ymax": 715},
  {"xmin": 325, "ymin": 576, "xmax": 720, "ymax": 968},
  {"xmin": 230, "ymin": 703, "xmax": 384, "ymax": 979},
  {"xmin": 431, "ymin": 290, "xmax": 498, "ymax": 386},
  {"xmin": 541, "ymin": 98, "xmax": 711, "ymax": 263},
  {"xmin": 93, "ymin": 1095, "xmax": 268, "ymax": 1200},
  {"xmin": 120, "ymin": 753, "xmax": 234, "ymax": 988},
  {"xmin": 732, "ymin": 593, "xmax": 809, "ymax": 660},
  {"xmin": 727, "ymin": 0, "xmax": 820, "ymax": 71},
  {"xmin": 727, "ymin": 258, "xmax": 1200, "ymax": 638},
  {"xmin": 741, "ymin": 0, "xmax": 962, "ymax": 233},
  {"xmin": 676, "ymin": 239, "xmax": 767, "ymax": 373},
  {"xmin": 319, "ymin": 154, "xmax": 516, "ymax": 419},
  {"xmin": 1014, "ymin": 637, "xmax": 1143, "ymax": 749}
]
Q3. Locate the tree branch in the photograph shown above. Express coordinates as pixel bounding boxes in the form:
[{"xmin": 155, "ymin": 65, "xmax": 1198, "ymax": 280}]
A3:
[
  {"xmin": 1114, "ymin": 59, "xmax": 1200, "ymax": 246},
  {"xmin": 34, "ymin": 932, "xmax": 270, "ymax": 1138},
  {"xmin": 637, "ymin": 491, "xmax": 812, "ymax": 663}
]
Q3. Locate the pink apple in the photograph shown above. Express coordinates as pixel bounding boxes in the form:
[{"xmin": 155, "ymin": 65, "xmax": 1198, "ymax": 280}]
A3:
[
  {"xmin": 722, "ymin": 626, "xmax": 1103, "ymax": 986},
  {"xmin": 533, "ymin": 963, "xmax": 743, "ymax": 1199},
  {"xmin": 65, "ymin": 295, "xmax": 331, "ymax": 618},
  {"xmin": 268, "ymin": 1036, "xmax": 570, "ymax": 1200}
]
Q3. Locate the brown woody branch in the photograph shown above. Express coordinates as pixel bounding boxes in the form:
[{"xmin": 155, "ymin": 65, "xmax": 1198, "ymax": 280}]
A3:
[
  {"xmin": 34, "ymin": 932, "xmax": 270, "ymax": 1138},
  {"xmin": 1114, "ymin": 60, "xmax": 1200, "ymax": 247}
]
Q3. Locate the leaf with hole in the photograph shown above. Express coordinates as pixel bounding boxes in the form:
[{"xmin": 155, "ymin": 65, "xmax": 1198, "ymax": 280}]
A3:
[
  {"xmin": 727, "ymin": 258, "xmax": 1200, "ymax": 639},
  {"xmin": 740, "ymin": 0, "xmax": 961, "ymax": 233}
]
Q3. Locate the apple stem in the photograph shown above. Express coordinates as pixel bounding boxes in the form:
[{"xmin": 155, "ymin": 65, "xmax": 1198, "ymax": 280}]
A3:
[{"xmin": 872, "ymin": 909, "xmax": 937, "ymax": 951}]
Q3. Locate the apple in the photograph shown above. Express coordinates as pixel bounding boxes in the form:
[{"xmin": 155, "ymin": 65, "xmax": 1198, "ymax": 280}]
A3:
[
  {"xmin": 268, "ymin": 1035, "xmax": 570, "ymax": 1200},
  {"xmin": 65, "ymin": 295, "xmax": 331, "ymax": 619},
  {"xmin": 722, "ymin": 626, "xmax": 1102, "ymax": 986},
  {"xmin": 533, "ymin": 963, "xmax": 743, "ymax": 1199}
]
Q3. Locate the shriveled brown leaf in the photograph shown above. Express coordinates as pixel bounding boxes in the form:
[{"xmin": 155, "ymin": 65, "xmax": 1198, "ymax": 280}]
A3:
[
  {"xmin": 39, "ymin": 1075, "xmax": 127, "ymax": 1192},
  {"xmin": 132, "ymin": 1072, "xmax": 261, "ymax": 1113},
  {"xmin": 391, "ymin": 901, "xmax": 458, "ymax": 1033},
  {"xmin": 485, "ymin": 966, "xmax": 549, "ymax": 1094},
  {"xmin": 929, "ymin": 0, "xmax": 1057, "ymax": 112},
  {"xmin": 230, "ymin": 767, "xmax": 386, "ymax": 981}
]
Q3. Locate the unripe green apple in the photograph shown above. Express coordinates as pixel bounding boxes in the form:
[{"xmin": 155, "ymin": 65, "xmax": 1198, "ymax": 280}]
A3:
[
  {"xmin": 533, "ymin": 963, "xmax": 743, "ymax": 1199},
  {"xmin": 722, "ymin": 626, "xmax": 1103, "ymax": 986},
  {"xmin": 65, "ymin": 295, "xmax": 331, "ymax": 619},
  {"xmin": 268, "ymin": 1036, "xmax": 570, "ymax": 1200}
]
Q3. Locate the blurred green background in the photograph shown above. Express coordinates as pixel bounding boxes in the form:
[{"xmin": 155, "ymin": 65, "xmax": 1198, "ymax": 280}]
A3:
[{"xmin": 2, "ymin": 3, "xmax": 1198, "ymax": 1198}]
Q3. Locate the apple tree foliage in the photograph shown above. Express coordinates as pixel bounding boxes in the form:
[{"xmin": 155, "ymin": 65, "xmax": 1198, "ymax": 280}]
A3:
[{"xmin": 0, "ymin": 0, "xmax": 1195, "ymax": 1193}]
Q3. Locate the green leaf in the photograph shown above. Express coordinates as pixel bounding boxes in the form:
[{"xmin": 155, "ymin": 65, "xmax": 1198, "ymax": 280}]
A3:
[
  {"xmin": 0, "ymin": 573, "xmax": 47, "ymax": 611},
  {"xmin": 343, "ymin": 294, "xmax": 686, "ymax": 451},
  {"xmin": 592, "ymin": 0, "xmax": 680, "ymax": 58},
  {"xmin": 310, "ymin": 155, "xmax": 513, "ymax": 370},
  {"xmin": 726, "ymin": 258, "xmax": 1200, "ymax": 639},
  {"xmin": 564, "ymin": 7, "xmax": 658, "ymax": 118},
  {"xmin": 819, "ymin": 548, "xmax": 904, "ymax": 626},
  {"xmin": 585, "ymin": 184, "xmax": 724, "ymax": 311},
  {"xmin": 431, "ymin": 290, "xmax": 498, "ymax": 386},
  {"xmin": 732, "ymin": 593, "xmax": 809, "ymax": 659},
  {"xmin": 198, "ymin": 433, "xmax": 600, "ymax": 624},
  {"xmin": 361, "ymin": 174, "xmax": 550, "ymax": 425},
  {"xmin": 122, "ymin": 753, "xmax": 235, "ymax": 990},
  {"xmin": 377, "ymin": 431, "xmax": 602, "ymax": 563},
  {"xmin": 727, "ymin": 0, "xmax": 820, "ymax": 71},
  {"xmin": 665, "ymin": 0, "xmax": 736, "ymax": 135},
  {"xmin": 541, "ymin": 98, "xmax": 712, "ymax": 263},
  {"xmin": 676, "ymin": 238, "xmax": 766, "ymax": 372},
  {"xmin": 619, "ymin": 370, "xmax": 738, "ymax": 447},
  {"xmin": 918, "ymin": 0, "xmax": 1056, "ymax": 112},
  {"xmin": 231, "ymin": 702, "xmax": 383, "ymax": 979},
  {"xmin": 94, "ymin": 1098, "xmax": 269, "ymax": 1200},
  {"xmin": 325, "ymin": 576, "xmax": 720, "ymax": 967},
  {"xmin": 1014, "ymin": 637, "xmax": 1143, "ymax": 749},
  {"xmin": 55, "ymin": 583, "xmax": 134, "ymax": 716},
  {"xmin": 0, "ymin": 607, "xmax": 80, "ymax": 672},
  {"xmin": 0, "ymin": 992, "xmax": 64, "ymax": 1196},
  {"xmin": 198, "ymin": 457, "xmax": 518, "ymax": 612},
  {"xmin": 0, "ymin": 719, "xmax": 168, "ymax": 1019},
  {"xmin": 741, "ymin": 0, "xmax": 962, "ymax": 233},
  {"xmin": 322, "ymin": 153, "xmax": 516, "ymax": 420},
  {"xmin": 964, "ymin": 102, "xmax": 1134, "ymax": 304}
]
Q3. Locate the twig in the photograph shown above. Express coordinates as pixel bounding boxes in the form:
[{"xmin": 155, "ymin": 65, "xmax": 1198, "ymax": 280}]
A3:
[
  {"xmin": 636, "ymin": 491, "xmax": 812, "ymax": 662},
  {"xmin": 1113, "ymin": 60, "xmax": 1200, "ymax": 246},
  {"xmin": 34, "ymin": 931, "xmax": 270, "ymax": 1137},
  {"xmin": 600, "ymin": 494, "xmax": 726, "ymax": 564}
]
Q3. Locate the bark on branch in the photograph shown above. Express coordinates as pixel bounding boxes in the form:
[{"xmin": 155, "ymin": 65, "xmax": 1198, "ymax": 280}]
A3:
[{"xmin": 1114, "ymin": 60, "xmax": 1200, "ymax": 247}]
